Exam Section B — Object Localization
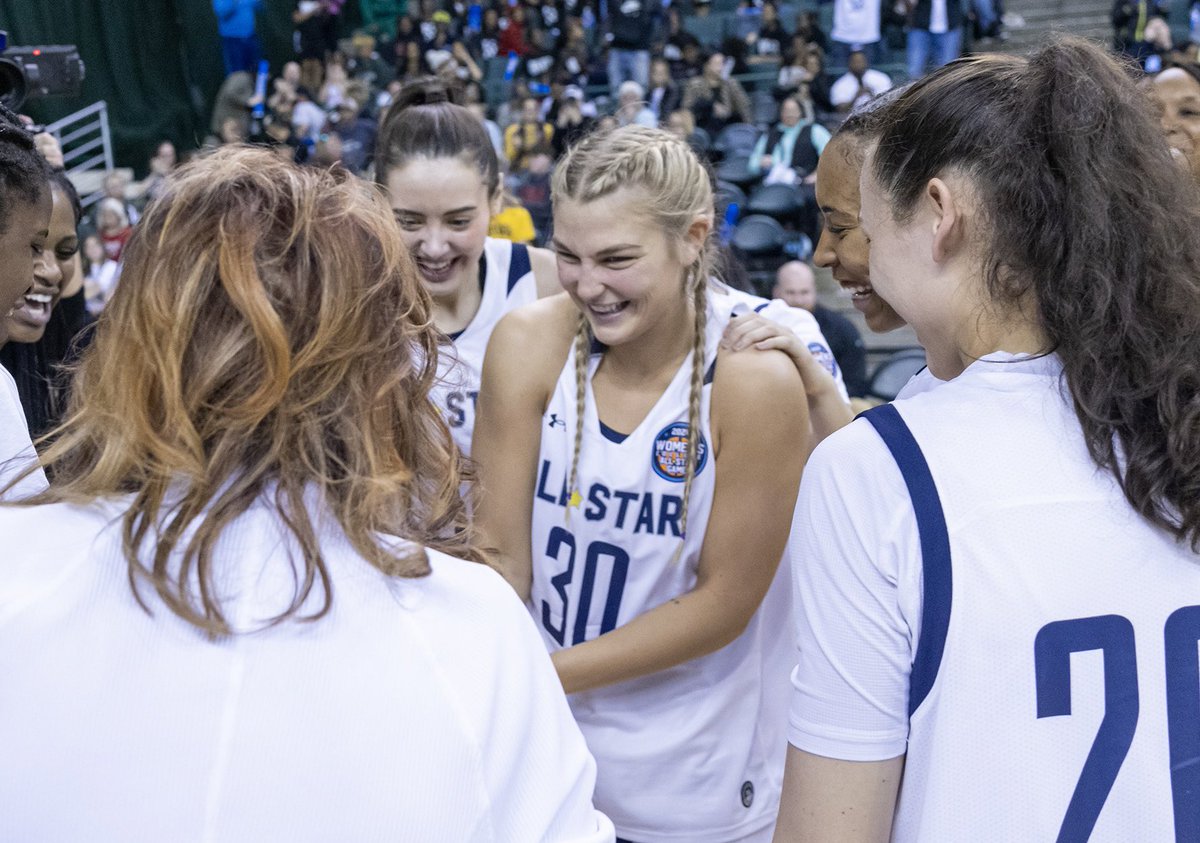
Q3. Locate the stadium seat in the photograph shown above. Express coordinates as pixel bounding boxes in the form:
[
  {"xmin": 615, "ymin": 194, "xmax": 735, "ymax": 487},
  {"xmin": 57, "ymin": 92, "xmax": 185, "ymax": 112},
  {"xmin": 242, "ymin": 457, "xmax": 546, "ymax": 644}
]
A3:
[
  {"xmin": 746, "ymin": 182, "xmax": 804, "ymax": 219},
  {"xmin": 713, "ymin": 122, "xmax": 762, "ymax": 158},
  {"xmin": 714, "ymin": 157, "xmax": 760, "ymax": 188},
  {"xmin": 866, "ymin": 348, "xmax": 928, "ymax": 401},
  {"xmin": 714, "ymin": 180, "xmax": 747, "ymax": 220},
  {"xmin": 683, "ymin": 14, "xmax": 731, "ymax": 47},
  {"xmin": 731, "ymin": 213, "xmax": 786, "ymax": 256}
]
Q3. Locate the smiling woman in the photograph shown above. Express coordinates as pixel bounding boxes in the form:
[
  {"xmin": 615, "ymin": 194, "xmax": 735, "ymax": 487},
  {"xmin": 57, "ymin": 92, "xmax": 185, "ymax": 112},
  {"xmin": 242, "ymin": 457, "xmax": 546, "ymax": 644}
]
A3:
[
  {"xmin": 474, "ymin": 125, "xmax": 809, "ymax": 843},
  {"xmin": 374, "ymin": 78, "xmax": 560, "ymax": 458}
]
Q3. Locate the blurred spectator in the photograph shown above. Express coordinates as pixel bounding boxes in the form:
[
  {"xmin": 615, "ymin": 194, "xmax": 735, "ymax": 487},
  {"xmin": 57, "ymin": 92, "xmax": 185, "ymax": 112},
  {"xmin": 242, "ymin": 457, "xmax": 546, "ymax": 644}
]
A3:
[
  {"xmin": 647, "ymin": 57, "xmax": 682, "ymax": 121},
  {"xmin": 1113, "ymin": 0, "xmax": 1168, "ymax": 55},
  {"xmin": 551, "ymin": 86, "xmax": 596, "ymax": 158},
  {"xmin": 329, "ymin": 98, "xmax": 376, "ymax": 173},
  {"xmin": 511, "ymin": 151, "xmax": 553, "ymax": 243},
  {"xmin": 504, "ymin": 95, "xmax": 554, "ymax": 169},
  {"xmin": 82, "ymin": 234, "xmax": 118, "ymax": 317},
  {"xmin": 476, "ymin": 7, "xmax": 503, "ymax": 61},
  {"xmin": 96, "ymin": 199, "xmax": 132, "ymax": 264},
  {"xmin": 829, "ymin": 0, "xmax": 883, "ymax": 65},
  {"xmin": 490, "ymin": 191, "xmax": 538, "ymax": 244},
  {"xmin": 210, "ymin": 70, "xmax": 255, "ymax": 142},
  {"xmin": 906, "ymin": 0, "xmax": 964, "ymax": 79},
  {"xmin": 141, "ymin": 141, "xmax": 177, "ymax": 203},
  {"xmin": 437, "ymin": 42, "xmax": 484, "ymax": 86},
  {"xmin": 294, "ymin": 0, "xmax": 345, "ymax": 91},
  {"xmin": 661, "ymin": 7, "xmax": 703, "ymax": 77},
  {"xmin": 347, "ymin": 34, "xmax": 394, "ymax": 95},
  {"xmin": 219, "ymin": 115, "xmax": 249, "ymax": 145},
  {"xmin": 793, "ymin": 11, "xmax": 830, "ymax": 54},
  {"xmin": 748, "ymin": 95, "xmax": 829, "ymax": 184},
  {"xmin": 607, "ymin": 0, "xmax": 656, "ymax": 93},
  {"xmin": 747, "ymin": 2, "xmax": 789, "ymax": 62},
  {"xmin": 616, "ymin": 81, "xmax": 658, "ymax": 127},
  {"xmin": 500, "ymin": 6, "xmax": 534, "ymax": 58},
  {"xmin": 467, "ymin": 102, "xmax": 505, "ymax": 156},
  {"xmin": 394, "ymin": 14, "xmax": 422, "ymax": 67},
  {"xmin": 291, "ymin": 86, "xmax": 328, "ymax": 142},
  {"xmin": 213, "ymin": 0, "xmax": 263, "ymax": 76},
  {"xmin": 682, "ymin": 51, "xmax": 752, "ymax": 138},
  {"xmin": 830, "ymin": 50, "xmax": 892, "ymax": 112},
  {"xmin": 557, "ymin": 17, "xmax": 593, "ymax": 83},
  {"xmin": 777, "ymin": 40, "xmax": 833, "ymax": 114},
  {"xmin": 424, "ymin": 11, "xmax": 456, "ymax": 72},
  {"xmin": 1148, "ymin": 63, "xmax": 1200, "ymax": 184},
  {"xmin": 320, "ymin": 57, "xmax": 350, "ymax": 108},
  {"xmin": 103, "ymin": 172, "xmax": 141, "ymax": 226},
  {"xmin": 773, "ymin": 261, "xmax": 868, "ymax": 397}
]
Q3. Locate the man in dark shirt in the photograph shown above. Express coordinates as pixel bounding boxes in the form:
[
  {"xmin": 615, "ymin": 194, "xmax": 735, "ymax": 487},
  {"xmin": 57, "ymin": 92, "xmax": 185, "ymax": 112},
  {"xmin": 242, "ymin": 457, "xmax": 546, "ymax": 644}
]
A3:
[{"xmin": 774, "ymin": 260, "xmax": 868, "ymax": 397}]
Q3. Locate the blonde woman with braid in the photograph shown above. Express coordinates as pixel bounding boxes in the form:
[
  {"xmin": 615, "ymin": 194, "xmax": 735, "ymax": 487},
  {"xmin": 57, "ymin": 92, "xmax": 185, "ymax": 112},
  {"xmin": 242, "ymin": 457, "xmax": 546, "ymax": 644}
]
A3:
[{"xmin": 474, "ymin": 126, "xmax": 809, "ymax": 843}]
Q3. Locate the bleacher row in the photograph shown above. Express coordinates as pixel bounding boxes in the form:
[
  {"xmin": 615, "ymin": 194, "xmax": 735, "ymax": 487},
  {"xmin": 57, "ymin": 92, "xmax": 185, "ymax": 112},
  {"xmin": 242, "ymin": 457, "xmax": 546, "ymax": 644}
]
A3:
[{"xmin": 481, "ymin": 0, "xmax": 915, "ymax": 109}]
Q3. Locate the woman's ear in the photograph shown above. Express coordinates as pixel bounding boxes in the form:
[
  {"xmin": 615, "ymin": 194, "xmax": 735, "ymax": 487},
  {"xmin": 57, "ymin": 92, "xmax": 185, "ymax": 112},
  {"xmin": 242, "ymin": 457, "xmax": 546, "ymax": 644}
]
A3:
[
  {"xmin": 926, "ymin": 177, "xmax": 968, "ymax": 265},
  {"xmin": 489, "ymin": 186, "xmax": 504, "ymax": 217},
  {"xmin": 682, "ymin": 213, "xmax": 713, "ymax": 264}
]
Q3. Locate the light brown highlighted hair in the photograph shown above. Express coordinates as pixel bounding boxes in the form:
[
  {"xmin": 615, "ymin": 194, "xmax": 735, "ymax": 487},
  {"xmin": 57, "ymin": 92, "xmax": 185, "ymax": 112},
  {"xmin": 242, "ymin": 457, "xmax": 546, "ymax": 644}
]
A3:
[{"xmin": 7, "ymin": 146, "xmax": 483, "ymax": 633}]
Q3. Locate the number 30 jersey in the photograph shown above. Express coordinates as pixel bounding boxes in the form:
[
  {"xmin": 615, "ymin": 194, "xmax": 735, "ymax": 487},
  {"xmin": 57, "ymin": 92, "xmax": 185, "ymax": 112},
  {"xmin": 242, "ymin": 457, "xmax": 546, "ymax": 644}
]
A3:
[{"xmin": 529, "ymin": 295, "xmax": 794, "ymax": 843}]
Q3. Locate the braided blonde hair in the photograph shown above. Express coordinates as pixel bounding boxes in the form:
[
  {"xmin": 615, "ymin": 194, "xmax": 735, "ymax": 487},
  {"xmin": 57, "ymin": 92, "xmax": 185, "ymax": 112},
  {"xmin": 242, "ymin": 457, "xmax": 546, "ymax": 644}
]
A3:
[{"xmin": 552, "ymin": 126, "xmax": 715, "ymax": 543}]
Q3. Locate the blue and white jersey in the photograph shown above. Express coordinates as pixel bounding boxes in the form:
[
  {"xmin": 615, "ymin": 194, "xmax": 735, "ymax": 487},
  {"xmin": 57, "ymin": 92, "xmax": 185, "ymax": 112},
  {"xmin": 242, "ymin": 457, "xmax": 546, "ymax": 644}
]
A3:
[
  {"xmin": 530, "ymin": 297, "xmax": 793, "ymax": 843},
  {"xmin": 788, "ymin": 352, "xmax": 1200, "ymax": 841},
  {"xmin": 433, "ymin": 237, "xmax": 539, "ymax": 457},
  {"xmin": 710, "ymin": 282, "xmax": 851, "ymax": 404}
]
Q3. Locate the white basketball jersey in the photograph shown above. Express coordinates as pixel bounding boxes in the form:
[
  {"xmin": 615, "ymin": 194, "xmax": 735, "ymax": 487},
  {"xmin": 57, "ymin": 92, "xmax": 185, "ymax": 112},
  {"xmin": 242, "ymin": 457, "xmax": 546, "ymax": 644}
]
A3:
[
  {"xmin": 710, "ymin": 282, "xmax": 851, "ymax": 404},
  {"xmin": 432, "ymin": 237, "xmax": 539, "ymax": 457},
  {"xmin": 865, "ymin": 356, "xmax": 1200, "ymax": 841},
  {"xmin": 530, "ymin": 297, "xmax": 793, "ymax": 843}
]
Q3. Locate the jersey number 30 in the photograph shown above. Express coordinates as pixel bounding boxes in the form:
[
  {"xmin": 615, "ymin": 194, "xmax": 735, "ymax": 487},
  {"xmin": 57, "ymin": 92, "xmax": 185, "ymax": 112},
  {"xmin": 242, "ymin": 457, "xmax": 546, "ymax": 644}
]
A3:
[
  {"xmin": 540, "ymin": 526, "xmax": 630, "ymax": 646},
  {"xmin": 1034, "ymin": 607, "xmax": 1200, "ymax": 842}
]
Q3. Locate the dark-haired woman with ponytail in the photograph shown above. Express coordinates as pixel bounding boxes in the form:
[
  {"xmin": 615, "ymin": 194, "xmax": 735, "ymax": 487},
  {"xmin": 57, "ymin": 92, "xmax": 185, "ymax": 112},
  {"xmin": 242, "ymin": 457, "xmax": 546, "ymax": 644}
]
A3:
[
  {"xmin": 774, "ymin": 37, "xmax": 1200, "ymax": 841},
  {"xmin": 375, "ymin": 78, "xmax": 560, "ymax": 459}
]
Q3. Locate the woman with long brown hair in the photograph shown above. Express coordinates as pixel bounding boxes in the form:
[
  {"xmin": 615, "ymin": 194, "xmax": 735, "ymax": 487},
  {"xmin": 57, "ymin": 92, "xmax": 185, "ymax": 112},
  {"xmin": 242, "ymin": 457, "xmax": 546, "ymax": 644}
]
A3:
[
  {"xmin": 775, "ymin": 38, "xmax": 1200, "ymax": 841},
  {"xmin": 0, "ymin": 147, "xmax": 613, "ymax": 842}
]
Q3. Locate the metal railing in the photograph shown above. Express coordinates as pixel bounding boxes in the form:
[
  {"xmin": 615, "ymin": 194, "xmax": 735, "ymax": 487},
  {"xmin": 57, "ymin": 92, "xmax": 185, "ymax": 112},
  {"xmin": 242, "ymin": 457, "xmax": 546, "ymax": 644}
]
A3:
[{"xmin": 43, "ymin": 100, "xmax": 114, "ymax": 209}]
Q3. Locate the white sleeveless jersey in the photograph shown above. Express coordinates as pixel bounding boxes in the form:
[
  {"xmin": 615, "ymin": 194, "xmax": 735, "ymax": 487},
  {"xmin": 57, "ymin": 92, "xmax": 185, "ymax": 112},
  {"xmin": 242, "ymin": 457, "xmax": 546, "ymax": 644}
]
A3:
[
  {"xmin": 530, "ymin": 297, "xmax": 794, "ymax": 843},
  {"xmin": 787, "ymin": 354, "xmax": 1200, "ymax": 841},
  {"xmin": 710, "ymin": 282, "xmax": 851, "ymax": 404},
  {"xmin": 433, "ymin": 237, "xmax": 539, "ymax": 457}
]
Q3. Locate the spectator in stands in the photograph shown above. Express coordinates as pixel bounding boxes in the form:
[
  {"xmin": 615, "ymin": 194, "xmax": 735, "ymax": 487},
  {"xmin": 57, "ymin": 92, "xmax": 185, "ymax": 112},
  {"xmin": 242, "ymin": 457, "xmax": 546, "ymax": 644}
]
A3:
[
  {"xmin": 607, "ymin": 0, "xmax": 656, "ymax": 92},
  {"xmin": 794, "ymin": 11, "xmax": 830, "ymax": 54},
  {"xmin": 748, "ymin": 95, "xmax": 830, "ymax": 184},
  {"xmin": 666, "ymin": 107, "xmax": 710, "ymax": 155},
  {"xmin": 489, "ymin": 188, "xmax": 538, "ymax": 244},
  {"xmin": 504, "ymin": 96, "xmax": 554, "ymax": 170},
  {"xmin": 82, "ymin": 234, "xmax": 118, "ymax": 316},
  {"xmin": 141, "ymin": 141, "xmax": 177, "ymax": 204},
  {"xmin": 499, "ymin": 5, "xmax": 534, "ymax": 58},
  {"xmin": 476, "ymin": 7, "xmax": 503, "ymax": 61},
  {"xmin": 1113, "ymin": 0, "xmax": 1169, "ymax": 57},
  {"xmin": 747, "ymin": 2, "xmax": 789, "ymax": 62},
  {"xmin": 103, "ymin": 172, "xmax": 140, "ymax": 226},
  {"xmin": 320, "ymin": 57, "xmax": 350, "ymax": 109},
  {"xmin": 96, "ymin": 199, "xmax": 132, "ymax": 264},
  {"xmin": 829, "ymin": 0, "xmax": 883, "ymax": 65},
  {"xmin": 329, "ymin": 98, "xmax": 376, "ymax": 173},
  {"xmin": 906, "ymin": 0, "xmax": 964, "ymax": 79},
  {"xmin": 683, "ymin": 51, "xmax": 753, "ymax": 138},
  {"xmin": 556, "ymin": 17, "xmax": 593, "ymax": 83},
  {"xmin": 647, "ymin": 57, "xmax": 682, "ymax": 122},
  {"xmin": 774, "ymin": 260, "xmax": 868, "ymax": 397},
  {"xmin": 831, "ymin": 50, "xmax": 893, "ymax": 113},
  {"xmin": 394, "ymin": 14, "xmax": 422, "ymax": 68},
  {"xmin": 290, "ymin": 86, "xmax": 328, "ymax": 143},
  {"xmin": 213, "ymin": 0, "xmax": 263, "ymax": 77},
  {"xmin": 294, "ymin": 0, "xmax": 344, "ymax": 92},
  {"xmin": 777, "ymin": 40, "xmax": 834, "ymax": 114},
  {"xmin": 511, "ymin": 150, "xmax": 553, "ymax": 244},
  {"xmin": 615, "ymin": 81, "xmax": 658, "ymax": 128},
  {"xmin": 551, "ymin": 86, "xmax": 596, "ymax": 158},
  {"xmin": 346, "ymin": 34, "xmax": 394, "ymax": 95},
  {"xmin": 209, "ymin": 70, "xmax": 256, "ymax": 144},
  {"xmin": 1149, "ymin": 63, "xmax": 1200, "ymax": 184},
  {"xmin": 662, "ymin": 7, "xmax": 703, "ymax": 78}
]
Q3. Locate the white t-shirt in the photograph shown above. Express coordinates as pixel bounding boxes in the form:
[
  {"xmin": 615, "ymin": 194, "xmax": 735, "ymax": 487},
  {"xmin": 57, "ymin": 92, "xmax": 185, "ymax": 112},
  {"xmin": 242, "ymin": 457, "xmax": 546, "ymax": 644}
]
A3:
[
  {"xmin": 0, "ymin": 365, "xmax": 47, "ymax": 499},
  {"xmin": 830, "ymin": 0, "xmax": 882, "ymax": 46},
  {"xmin": 830, "ymin": 68, "xmax": 894, "ymax": 108},
  {"xmin": 787, "ymin": 353, "xmax": 1200, "ymax": 840},
  {"xmin": 0, "ymin": 496, "xmax": 615, "ymax": 843},
  {"xmin": 929, "ymin": 0, "xmax": 949, "ymax": 34}
]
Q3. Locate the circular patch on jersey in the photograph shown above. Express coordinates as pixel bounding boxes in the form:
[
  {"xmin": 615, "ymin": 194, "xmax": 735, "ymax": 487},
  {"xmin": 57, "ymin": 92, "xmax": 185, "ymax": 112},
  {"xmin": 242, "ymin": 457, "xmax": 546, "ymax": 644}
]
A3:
[
  {"xmin": 807, "ymin": 341, "xmax": 838, "ymax": 377},
  {"xmin": 651, "ymin": 422, "xmax": 709, "ymax": 482},
  {"xmin": 741, "ymin": 780, "xmax": 754, "ymax": 808}
]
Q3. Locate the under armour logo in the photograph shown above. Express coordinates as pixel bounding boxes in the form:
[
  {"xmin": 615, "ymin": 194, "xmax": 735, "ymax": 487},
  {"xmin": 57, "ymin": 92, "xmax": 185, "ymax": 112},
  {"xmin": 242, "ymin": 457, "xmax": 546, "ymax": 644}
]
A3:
[{"xmin": 548, "ymin": 414, "xmax": 566, "ymax": 429}]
